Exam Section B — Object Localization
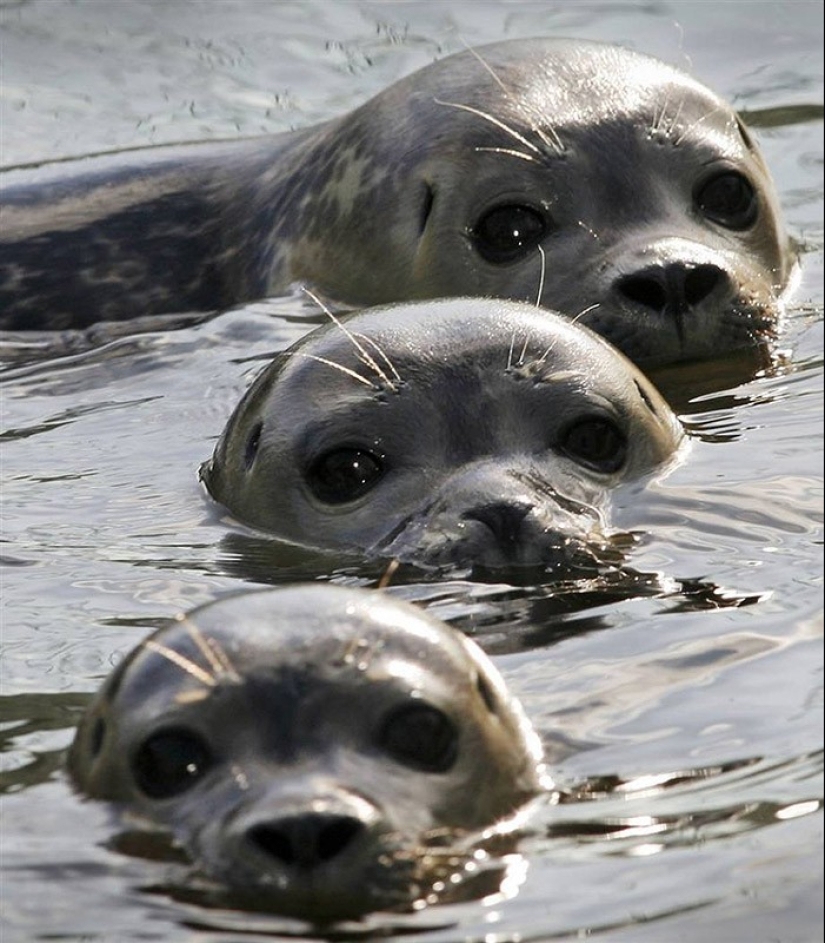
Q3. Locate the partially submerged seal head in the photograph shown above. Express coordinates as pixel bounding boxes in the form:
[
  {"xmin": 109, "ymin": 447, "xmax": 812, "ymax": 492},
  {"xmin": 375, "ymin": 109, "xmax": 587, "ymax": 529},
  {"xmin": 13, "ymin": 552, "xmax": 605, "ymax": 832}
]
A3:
[
  {"xmin": 68, "ymin": 584, "xmax": 548, "ymax": 921},
  {"xmin": 201, "ymin": 298, "xmax": 685, "ymax": 578}
]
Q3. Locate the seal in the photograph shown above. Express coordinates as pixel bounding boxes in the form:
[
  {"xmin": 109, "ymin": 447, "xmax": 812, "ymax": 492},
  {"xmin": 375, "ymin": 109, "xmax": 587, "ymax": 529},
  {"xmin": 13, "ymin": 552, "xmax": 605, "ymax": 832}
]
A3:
[
  {"xmin": 0, "ymin": 38, "xmax": 791, "ymax": 366},
  {"xmin": 68, "ymin": 584, "xmax": 548, "ymax": 921},
  {"xmin": 200, "ymin": 298, "xmax": 685, "ymax": 576}
]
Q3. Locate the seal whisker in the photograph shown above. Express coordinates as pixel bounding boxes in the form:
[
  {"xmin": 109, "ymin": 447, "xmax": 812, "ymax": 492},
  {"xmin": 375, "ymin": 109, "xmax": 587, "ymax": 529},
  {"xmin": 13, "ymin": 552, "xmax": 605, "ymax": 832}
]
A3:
[
  {"xmin": 180, "ymin": 616, "xmax": 242, "ymax": 683},
  {"xmin": 535, "ymin": 339, "xmax": 558, "ymax": 366},
  {"xmin": 293, "ymin": 352, "xmax": 376, "ymax": 389},
  {"xmin": 651, "ymin": 91, "xmax": 670, "ymax": 135},
  {"xmin": 518, "ymin": 333, "xmax": 531, "ymax": 367},
  {"xmin": 669, "ymin": 96, "xmax": 686, "ymax": 136},
  {"xmin": 143, "ymin": 639, "xmax": 218, "ymax": 687},
  {"xmin": 302, "ymin": 288, "xmax": 397, "ymax": 390},
  {"xmin": 460, "ymin": 43, "xmax": 564, "ymax": 156},
  {"xmin": 674, "ymin": 104, "xmax": 728, "ymax": 145},
  {"xmin": 474, "ymin": 146, "xmax": 539, "ymax": 164},
  {"xmin": 433, "ymin": 98, "xmax": 542, "ymax": 156},
  {"xmin": 507, "ymin": 331, "xmax": 517, "ymax": 371},
  {"xmin": 352, "ymin": 332, "xmax": 403, "ymax": 385},
  {"xmin": 535, "ymin": 244, "xmax": 547, "ymax": 307},
  {"xmin": 570, "ymin": 302, "xmax": 600, "ymax": 325}
]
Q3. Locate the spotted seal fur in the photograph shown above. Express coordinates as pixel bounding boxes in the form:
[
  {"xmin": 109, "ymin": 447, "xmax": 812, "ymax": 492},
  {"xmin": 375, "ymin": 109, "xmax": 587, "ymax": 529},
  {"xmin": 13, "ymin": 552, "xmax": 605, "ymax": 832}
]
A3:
[{"xmin": 0, "ymin": 38, "xmax": 792, "ymax": 366}]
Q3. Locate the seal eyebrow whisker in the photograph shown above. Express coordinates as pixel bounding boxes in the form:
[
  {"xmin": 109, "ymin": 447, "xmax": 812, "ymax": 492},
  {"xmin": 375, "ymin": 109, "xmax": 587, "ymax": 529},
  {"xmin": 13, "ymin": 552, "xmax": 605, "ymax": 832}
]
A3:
[
  {"xmin": 526, "ymin": 117, "xmax": 565, "ymax": 156},
  {"xmin": 459, "ymin": 44, "xmax": 565, "ymax": 157},
  {"xmin": 651, "ymin": 91, "xmax": 670, "ymax": 135},
  {"xmin": 669, "ymin": 96, "xmax": 686, "ymax": 136},
  {"xmin": 535, "ymin": 338, "xmax": 558, "ymax": 365},
  {"xmin": 294, "ymin": 352, "xmax": 376, "ymax": 389},
  {"xmin": 352, "ymin": 332, "xmax": 403, "ymax": 385},
  {"xmin": 507, "ymin": 331, "xmax": 517, "ymax": 370},
  {"xmin": 180, "ymin": 616, "xmax": 242, "ymax": 682},
  {"xmin": 463, "ymin": 41, "xmax": 512, "ymax": 97},
  {"xmin": 302, "ymin": 288, "xmax": 397, "ymax": 389},
  {"xmin": 518, "ymin": 333, "xmax": 531, "ymax": 366},
  {"xmin": 535, "ymin": 244, "xmax": 547, "ymax": 307},
  {"xmin": 474, "ymin": 145, "xmax": 538, "ymax": 164},
  {"xmin": 433, "ymin": 98, "xmax": 542, "ymax": 156},
  {"xmin": 674, "ymin": 104, "xmax": 728, "ymax": 145},
  {"xmin": 570, "ymin": 302, "xmax": 600, "ymax": 324},
  {"xmin": 143, "ymin": 639, "xmax": 218, "ymax": 687}
]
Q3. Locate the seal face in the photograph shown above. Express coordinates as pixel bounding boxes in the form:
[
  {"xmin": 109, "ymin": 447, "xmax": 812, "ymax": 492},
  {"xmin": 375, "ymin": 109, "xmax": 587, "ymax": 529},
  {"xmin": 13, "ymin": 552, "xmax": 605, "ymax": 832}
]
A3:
[
  {"xmin": 201, "ymin": 298, "xmax": 685, "ymax": 576},
  {"xmin": 68, "ymin": 584, "xmax": 547, "ymax": 921},
  {"xmin": 0, "ymin": 38, "xmax": 791, "ymax": 366}
]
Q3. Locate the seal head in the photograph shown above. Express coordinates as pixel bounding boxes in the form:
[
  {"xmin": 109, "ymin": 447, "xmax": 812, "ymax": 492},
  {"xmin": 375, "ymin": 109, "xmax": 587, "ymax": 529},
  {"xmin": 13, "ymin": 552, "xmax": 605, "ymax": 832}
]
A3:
[
  {"xmin": 68, "ymin": 584, "xmax": 547, "ymax": 921},
  {"xmin": 201, "ymin": 298, "xmax": 684, "ymax": 577},
  {"xmin": 282, "ymin": 38, "xmax": 791, "ymax": 366}
]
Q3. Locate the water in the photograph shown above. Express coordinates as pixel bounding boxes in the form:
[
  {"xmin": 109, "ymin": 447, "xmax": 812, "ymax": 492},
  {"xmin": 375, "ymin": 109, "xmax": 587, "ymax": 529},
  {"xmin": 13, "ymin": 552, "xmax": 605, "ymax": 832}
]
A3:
[{"xmin": 0, "ymin": 1, "xmax": 822, "ymax": 940}]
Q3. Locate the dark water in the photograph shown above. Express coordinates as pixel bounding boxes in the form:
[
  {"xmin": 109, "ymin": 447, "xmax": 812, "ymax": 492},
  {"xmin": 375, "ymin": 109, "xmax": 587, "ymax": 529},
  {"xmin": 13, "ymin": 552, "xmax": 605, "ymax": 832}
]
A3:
[{"xmin": 0, "ymin": 2, "xmax": 822, "ymax": 941}]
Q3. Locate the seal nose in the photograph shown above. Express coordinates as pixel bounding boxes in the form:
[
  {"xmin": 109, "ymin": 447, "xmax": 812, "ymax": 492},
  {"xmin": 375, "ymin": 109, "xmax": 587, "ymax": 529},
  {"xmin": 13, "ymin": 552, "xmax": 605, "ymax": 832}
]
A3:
[
  {"xmin": 248, "ymin": 813, "xmax": 365, "ymax": 869},
  {"xmin": 463, "ymin": 500, "xmax": 533, "ymax": 549},
  {"xmin": 617, "ymin": 263, "xmax": 724, "ymax": 315}
]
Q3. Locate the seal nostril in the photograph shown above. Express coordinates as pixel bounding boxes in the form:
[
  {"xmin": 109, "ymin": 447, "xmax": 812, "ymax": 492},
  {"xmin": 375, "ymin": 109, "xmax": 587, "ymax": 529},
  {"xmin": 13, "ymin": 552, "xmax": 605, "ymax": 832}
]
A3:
[
  {"xmin": 618, "ymin": 263, "xmax": 724, "ymax": 315},
  {"xmin": 463, "ymin": 501, "xmax": 533, "ymax": 547},
  {"xmin": 617, "ymin": 273, "xmax": 669, "ymax": 312},
  {"xmin": 684, "ymin": 264, "xmax": 723, "ymax": 305},
  {"xmin": 249, "ymin": 813, "xmax": 364, "ymax": 869}
]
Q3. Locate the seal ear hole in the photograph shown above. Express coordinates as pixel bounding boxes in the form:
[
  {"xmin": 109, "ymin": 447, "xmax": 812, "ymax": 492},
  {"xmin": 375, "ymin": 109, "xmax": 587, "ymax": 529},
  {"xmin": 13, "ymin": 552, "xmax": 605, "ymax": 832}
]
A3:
[
  {"xmin": 132, "ymin": 727, "xmax": 214, "ymax": 800},
  {"xmin": 735, "ymin": 116, "xmax": 756, "ymax": 151},
  {"xmin": 378, "ymin": 702, "xmax": 458, "ymax": 773},
  {"xmin": 475, "ymin": 673, "xmax": 499, "ymax": 716},
  {"xmin": 634, "ymin": 380, "xmax": 658, "ymax": 416},
  {"xmin": 694, "ymin": 170, "xmax": 757, "ymax": 230},
  {"xmin": 306, "ymin": 447, "xmax": 385, "ymax": 505},
  {"xmin": 244, "ymin": 422, "xmax": 263, "ymax": 471},
  {"xmin": 89, "ymin": 717, "xmax": 106, "ymax": 759},
  {"xmin": 559, "ymin": 417, "xmax": 627, "ymax": 474},
  {"xmin": 471, "ymin": 204, "xmax": 549, "ymax": 264},
  {"xmin": 419, "ymin": 183, "xmax": 435, "ymax": 235}
]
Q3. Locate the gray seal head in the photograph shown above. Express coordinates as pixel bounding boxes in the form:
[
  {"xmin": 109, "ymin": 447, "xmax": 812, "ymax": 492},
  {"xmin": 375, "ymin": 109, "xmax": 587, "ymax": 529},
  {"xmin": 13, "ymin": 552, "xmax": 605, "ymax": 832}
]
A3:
[
  {"xmin": 201, "ymin": 298, "xmax": 685, "ymax": 577},
  {"xmin": 0, "ymin": 38, "xmax": 792, "ymax": 366},
  {"xmin": 68, "ymin": 584, "xmax": 548, "ymax": 921}
]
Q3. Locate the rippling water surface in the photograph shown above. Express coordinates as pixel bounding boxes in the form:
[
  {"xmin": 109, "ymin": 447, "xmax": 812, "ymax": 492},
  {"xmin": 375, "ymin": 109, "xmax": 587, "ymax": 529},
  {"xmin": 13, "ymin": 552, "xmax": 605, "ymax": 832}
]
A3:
[{"xmin": 1, "ymin": 2, "xmax": 822, "ymax": 941}]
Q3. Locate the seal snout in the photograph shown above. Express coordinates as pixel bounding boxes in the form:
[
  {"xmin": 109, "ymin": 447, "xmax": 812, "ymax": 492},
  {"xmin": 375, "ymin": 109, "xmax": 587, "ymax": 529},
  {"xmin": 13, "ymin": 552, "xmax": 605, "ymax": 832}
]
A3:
[
  {"xmin": 248, "ymin": 812, "xmax": 366, "ymax": 869},
  {"xmin": 616, "ymin": 262, "xmax": 727, "ymax": 321},
  {"xmin": 462, "ymin": 500, "xmax": 534, "ymax": 551}
]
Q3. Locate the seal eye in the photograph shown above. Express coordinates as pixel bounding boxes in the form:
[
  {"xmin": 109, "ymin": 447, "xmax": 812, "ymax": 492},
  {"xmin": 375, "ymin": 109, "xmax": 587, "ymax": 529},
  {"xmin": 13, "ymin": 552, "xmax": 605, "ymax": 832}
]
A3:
[
  {"xmin": 378, "ymin": 703, "xmax": 458, "ymax": 773},
  {"xmin": 695, "ymin": 171, "xmax": 757, "ymax": 230},
  {"xmin": 132, "ymin": 728, "xmax": 214, "ymax": 799},
  {"xmin": 472, "ymin": 204, "xmax": 548, "ymax": 264},
  {"xmin": 306, "ymin": 448, "xmax": 384, "ymax": 505},
  {"xmin": 560, "ymin": 417, "xmax": 627, "ymax": 473}
]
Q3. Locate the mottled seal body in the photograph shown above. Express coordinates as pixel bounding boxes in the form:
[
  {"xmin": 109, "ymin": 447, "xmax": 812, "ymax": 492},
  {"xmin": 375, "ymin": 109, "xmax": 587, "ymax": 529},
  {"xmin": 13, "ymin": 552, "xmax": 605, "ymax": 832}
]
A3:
[
  {"xmin": 68, "ymin": 584, "xmax": 547, "ymax": 921},
  {"xmin": 201, "ymin": 298, "xmax": 684, "ymax": 576},
  {"xmin": 0, "ymin": 38, "xmax": 791, "ymax": 366}
]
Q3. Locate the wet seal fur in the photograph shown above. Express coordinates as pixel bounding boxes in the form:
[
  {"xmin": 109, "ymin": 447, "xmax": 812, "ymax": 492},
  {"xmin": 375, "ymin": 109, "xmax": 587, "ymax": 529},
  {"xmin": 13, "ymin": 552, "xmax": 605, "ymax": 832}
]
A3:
[
  {"xmin": 0, "ymin": 38, "xmax": 792, "ymax": 366},
  {"xmin": 201, "ymin": 298, "xmax": 685, "ymax": 577},
  {"xmin": 68, "ymin": 584, "xmax": 548, "ymax": 922}
]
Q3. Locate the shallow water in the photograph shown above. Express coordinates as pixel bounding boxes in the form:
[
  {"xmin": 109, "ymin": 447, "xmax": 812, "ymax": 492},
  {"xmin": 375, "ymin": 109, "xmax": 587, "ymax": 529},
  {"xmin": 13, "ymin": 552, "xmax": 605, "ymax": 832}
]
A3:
[{"xmin": 0, "ymin": 1, "xmax": 822, "ymax": 941}]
